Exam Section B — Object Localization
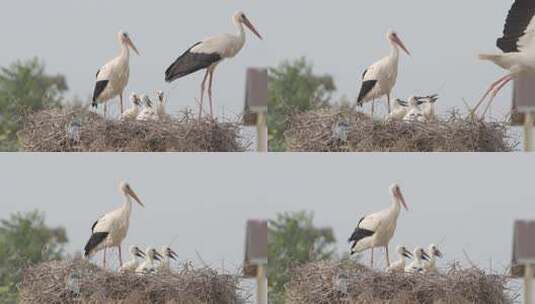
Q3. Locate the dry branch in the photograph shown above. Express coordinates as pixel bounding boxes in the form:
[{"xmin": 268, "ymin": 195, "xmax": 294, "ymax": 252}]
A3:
[
  {"xmin": 18, "ymin": 108, "xmax": 246, "ymax": 152},
  {"xmin": 284, "ymin": 109, "xmax": 516, "ymax": 152}
]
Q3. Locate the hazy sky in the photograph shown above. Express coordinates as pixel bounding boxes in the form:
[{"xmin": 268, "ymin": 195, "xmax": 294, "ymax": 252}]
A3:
[
  {"xmin": 0, "ymin": 1, "xmax": 517, "ymax": 119},
  {"xmin": 0, "ymin": 154, "xmax": 533, "ymax": 272}
]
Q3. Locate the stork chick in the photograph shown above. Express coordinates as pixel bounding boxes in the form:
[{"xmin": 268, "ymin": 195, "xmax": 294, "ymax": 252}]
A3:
[
  {"xmin": 158, "ymin": 246, "xmax": 178, "ymax": 272},
  {"xmin": 119, "ymin": 246, "xmax": 145, "ymax": 273},
  {"xmin": 120, "ymin": 93, "xmax": 141, "ymax": 121},
  {"xmin": 405, "ymin": 247, "xmax": 430, "ymax": 273},
  {"xmin": 155, "ymin": 91, "xmax": 169, "ymax": 120},
  {"xmin": 386, "ymin": 246, "xmax": 413, "ymax": 273},
  {"xmin": 423, "ymin": 244, "xmax": 443, "ymax": 273},
  {"xmin": 136, "ymin": 247, "xmax": 163, "ymax": 275},
  {"xmin": 137, "ymin": 95, "xmax": 158, "ymax": 121},
  {"xmin": 385, "ymin": 99, "xmax": 409, "ymax": 121}
]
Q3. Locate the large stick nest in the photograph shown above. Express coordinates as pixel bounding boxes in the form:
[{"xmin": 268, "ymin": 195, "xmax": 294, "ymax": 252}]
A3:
[
  {"xmin": 19, "ymin": 260, "xmax": 242, "ymax": 304},
  {"xmin": 18, "ymin": 108, "xmax": 246, "ymax": 152},
  {"xmin": 284, "ymin": 109, "xmax": 516, "ymax": 152},
  {"xmin": 285, "ymin": 261, "xmax": 515, "ymax": 304}
]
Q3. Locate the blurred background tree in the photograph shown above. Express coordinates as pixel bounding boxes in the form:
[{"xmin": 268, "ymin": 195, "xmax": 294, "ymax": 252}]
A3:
[
  {"xmin": 268, "ymin": 58, "xmax": 336, "ymax": 152},
  {"xmin": 0, "ymin": 210, "xmax": 68, "ymax": 304},
  {"xmin": 268, "ymin": 211, "xmax": 336, "ymax": 304},
  {"xmin": 0, "ymin": 58, "xmax": 67, "ymax": 151}
]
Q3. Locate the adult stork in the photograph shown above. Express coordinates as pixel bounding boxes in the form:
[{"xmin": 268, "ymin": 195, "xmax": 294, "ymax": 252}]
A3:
[
  {"xmin": 84, "ymin": 181, "xmax": 144, "ymax": 269},
  {"xmin": 356, "ymin": 30, "xmax": 411, "ymax": 117},
  {"xmin": 165, "ymin": 11, "xmax": 263, "ymax": 119},
  {"xmin": 474, "ymin": 0, "xmax": 535, "ymax": 118},
  {"xmin": 348, "ymin": 184, "xmax": 409, "ymax": 268},
  {"xmin": 92, "ymin": 31, "xmax": 140, "ymax": 118}
]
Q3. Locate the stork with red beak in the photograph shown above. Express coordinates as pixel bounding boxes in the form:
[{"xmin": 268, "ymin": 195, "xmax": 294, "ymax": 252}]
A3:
[
  {"xmin": 92, "ymin": 31, "xmax": 140, "ymax": 118},
  {"xmin": 348, "ymin": 184, "xmax": 409, "ymax": 268},
  {"xmin": 165, "ymin": 11, "xmax": 263, "ymax": 119},
  {"xmin": 356, "ymin": 30, "xmax": 411, "ymax": 117}
]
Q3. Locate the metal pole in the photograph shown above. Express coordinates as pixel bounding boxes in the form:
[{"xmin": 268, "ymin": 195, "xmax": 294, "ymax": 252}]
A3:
[
  {"xmin": 256, "ymin": 264, "xmax": 268, "ymax": 304},
  {"xmin": 524, "ymin": 112, "xmax": 534, "ymax": 152},
  {"xmin": 256, "ymin": 112, "xmax": 268, "ymax": 152},
  {"xmin": 526, "ymin": 264, "xmax": 534, "ymax": 304}
]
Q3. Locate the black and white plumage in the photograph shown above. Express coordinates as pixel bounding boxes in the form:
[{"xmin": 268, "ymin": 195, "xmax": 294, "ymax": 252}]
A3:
[
  {"xmin": 475, "ymin": 0, "xmax": 535, "ymax": 117},
  {"xmin": 84, "ymin": 182, "xmax": 144, "ymax": 269},
  {"xmin": 386, "ymin": 245, "xmax": 413, "ymax": 273},
  {"xmin": 405, "ymin": 247, "xmax": 430, "ymax": 273},
  {"xmin": 356, "ymin": 30, "xmax": 411, "ymax": 117},
  {"xmin": 423, "ymin": 244, "xmax": 443, "ymax": 273},
  {"xmin": 92, "ymin": 31, "xmax": 140, "ymax": 118},
  {"xmin": 119, "ymin": 246, "xmax": 145, "ymax": 273},
  {"xmin": 348, "ymin": 184, "xmax": 409, "ymax": 268},
  {"xmin": 165, "ymin": 11, "xmax": 263, "ymax": 119},
  {"xmin": 136, "ymin": 247, "xmax": 163, "ymax": 274},
  {"xmin": 158, "ymin": 246, "xmax": 178, "ymax": 272}
]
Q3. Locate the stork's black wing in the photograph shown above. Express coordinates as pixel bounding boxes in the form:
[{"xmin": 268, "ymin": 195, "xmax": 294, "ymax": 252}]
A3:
[
  {"xmin": 497, "ymin": 0, "xmax": 535, "ymax": 53},
  {"xmin": 84, "ymin": 232, "xmax": 108, "ymax": 257},
  {"xmin": 92, "ymin": 80, "xmax": 109, "ymax": 106},
  {"xmin": 165, "ymin": 42, "xmax": 222, "ymax": 82}
]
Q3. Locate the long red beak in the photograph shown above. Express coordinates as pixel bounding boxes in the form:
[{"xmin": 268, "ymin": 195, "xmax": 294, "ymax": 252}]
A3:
[
  {"xmin": 243, "ymin": 16, "xmax": 263, "ymax": 40},
  {"xmin": 393, "ymin": 35, "xmax": 410, "ymax": 56},
  {"xmin": 127, "ymin": 38, "xmax": 140, "ymax": 56}
]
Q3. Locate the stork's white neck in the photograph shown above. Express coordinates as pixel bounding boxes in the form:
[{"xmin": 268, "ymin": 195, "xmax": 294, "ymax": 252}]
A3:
[
  {"xmin": 122, "ymin": 194, "xmax": 133, "ymax": 216},
  {"xmin": 390, "ymin": 195, "xmax": 402, "ymax": 214},
  {"xmin": 120, "ymin": 41, "xmax": 130, "ymax": 59},
  {"xmin": 235, "ymin": 20, "xmax": 246, "ymax": 43},
  {"xmin": 389, "ymin": 40, "xmax": 400, "ymax": 60}
]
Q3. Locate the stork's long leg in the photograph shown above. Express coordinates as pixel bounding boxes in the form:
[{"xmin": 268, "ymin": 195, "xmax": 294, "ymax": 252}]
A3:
[
  {"xmin": 473, "ymin": 74, "xmax": 513, "ymax": 116},
  {"xmin": 119, "ymin": 93, "xmax": 124, "ymax": 114},
  {"xmin": 385, "ymin": 246, "xmax": 391, "ymax": 267},
  {"xmin": 207, "ymin": 67, "xmax": 216, "ymax": 119},
  {"xmin": 387, "ymin": 93, "xmax": 391, "ymax": 114},
  {"xmin": 370, "ymin": 248, "xmax": 374, "ymax": 268},
  {"xmin": 199, "ymin": 69, "xmax": 210, "ymax": 120},
  {"xmin": 118, "ymin": 245, "xmax": 123, "ymax": 267},
  {"xmin": 103, "ymin": 247, "xmax": 107, "ymax": 269},
  {"xmin": 104, "ymin": 102, "xmax": 108, "ymax": 120},
  {"xmin": 481, "ymin": 75, "xmax": 514, "ymax": 118},
  {"xmin": 371, "ymin": 101, "xmax": 375, "ymax": 118}
]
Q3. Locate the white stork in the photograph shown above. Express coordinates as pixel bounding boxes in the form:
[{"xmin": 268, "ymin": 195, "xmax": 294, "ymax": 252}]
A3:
[
  {"xmin": 405, "ymin": 247, "xmax": 430, "ymax": 273},
  {"xmin": 119, "ymin": 246, "xmax": 145, "ymax": 273},
  {"xmin": 155, "ymin": 91, "xmax": 169, "ymax": 120},
  {"xmin": 423, "ymin": 244, "xmax": 443, "ymax": 273},
  {"xmin": 136, "ymin": 247, "xmax": 163, "ymax": 274},
  {"xmin": 474, "ymin": 0, "xmax": 535, "ymax": 118},
  {"xmin": 120, "ymin": 93, "xmax": 141, "ymax": 121},
  {"xmin": 84, "ymin": 181, "xmax": 144, "ymax": 269},
  {"xmin": 158, "ymin": 246, "xmax": 178, "ymax": 272},
  {"xmin": 385, "ymin": 99, "xmax": 409, "ymax": 121},
  {"xmin": 348, "ymin": 184, "xmax": 409, "ymax": 268},
  {"xmin": 386, "ymin": 245, "xmax": 413, "ymax": 273},
  {"xmin": 136, "ymin": 95, "xmax": 158, "ymax": 121},
  {"xmin": 92, "ymin": 31, "xmax": 140, "ymax": 118},
  {"xmin": 404, "ymin": 96, "xmax": 426, "ymax": 122},
  {"xmin": 356, "ymin": 30, "xmax": 411, "ymax": 117},
  {"xmin": 165, "ymin": 11, "xmax": 263, "ymax": 119}
]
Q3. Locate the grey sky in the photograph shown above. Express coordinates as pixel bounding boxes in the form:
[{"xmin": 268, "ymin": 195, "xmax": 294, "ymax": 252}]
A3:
[
  {"xmin": 0, "ymin": 154, "xmax": 533, "ymax": 271},
  {"xmin": 0, "ymin": 1, "xmax": 517, "ymax": 118}
]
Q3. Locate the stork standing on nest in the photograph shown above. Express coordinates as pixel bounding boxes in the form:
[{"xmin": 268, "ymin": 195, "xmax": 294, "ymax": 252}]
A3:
[
  {"xmin": 474, "ymin": 0, "xmax": 535, "ymax": 118},
  {"xmin": 84, "ymin": 182, "xmax": 144, "ymax": 269},
  {"xmin": 356, "ymin": 30, "xmax": 411, "ymax": 117},
  {"xmin": 348, "ymin": 184, "xmax": 409, "ymax": 268},
  {"xmin": 92, "ymin": 31, "xmax": 140, "ymax": 118},
  {"xmin": 165, "ymin": 11, "xmax": 263, "ymax": 120}
]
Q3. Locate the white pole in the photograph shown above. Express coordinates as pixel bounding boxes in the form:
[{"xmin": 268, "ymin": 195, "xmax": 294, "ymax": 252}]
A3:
[
  {"xmin": 526, "ymin": 264, "xmax": 534, "ymax": 304},
  {"xmin": 256, "ymin": 264, "xmax": 268, "ymax": 304},
  {"xmin": 524, "ymin": 112, "xmax": 534, "ymax": 152},
  {"xmin": 256, "ymin": 112, "xmax": 268, "ymax": 152}
]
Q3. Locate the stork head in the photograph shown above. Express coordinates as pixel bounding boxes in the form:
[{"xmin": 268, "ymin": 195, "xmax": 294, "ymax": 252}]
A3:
[
  {"xmin": 147, "ymin": 247, "xmax": 163, "ymax": 261},
  {"xmin": 156, "ymin": 91, "xmax": 165, "ymax": 104},
  {"xmin": 120, "ymin": 181, "xmax": 144, "ymax": 207},
  {"xmin": 397, "ymin": 246, "xmax": 413, "ymax": 259},
  {"xmin": 161, "ymin": 246, "xmax": 178, "ymax": 261},
  {"xmin": 130, "ymin": 93, "xmax": 141, "ymax": 106},
  {"xmin": 130, "ymin": 246, "xmax": 145, "ymax": 258},
  {"xmin": 390, "ymin": 183, "xmax": 408, "ymax": 211},
  {"xmin": 428, "ymin": 244, "xmax": 443, "ymax": 258},
  {"xmin": 414, "ymin": 247, "xmax": 430, "ymax": 261},
  {"xmin": 118, "ymin": 31, "xmax": 140, "ymax": 56},
  {"xmin": 387, "ymin": 30, "xmax": 410, "ymax": 56},
  {"xmin": 234, "ymin": 11, "xmax": 263, "ymax": 40}
]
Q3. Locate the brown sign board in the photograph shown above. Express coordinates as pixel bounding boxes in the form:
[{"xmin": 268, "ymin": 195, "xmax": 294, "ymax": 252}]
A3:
[
  {"xmin": 511, "ymin": 220, "xmax": 535, "ymax": 277},
  {"xmin": 243, "ymin": 219, "xmax": 268, "ymax": 278},
  {"xmin": 512, "ymin": 75, "xmax": 535, "ymax": 125},
  {"xmin": 243, "ymin": 68, "xmax": 269, "ymax": 126}
]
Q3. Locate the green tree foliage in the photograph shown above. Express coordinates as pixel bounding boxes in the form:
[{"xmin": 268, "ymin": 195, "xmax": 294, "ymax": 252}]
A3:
[
  {"xmin": 0, "ymin": 210, "xmax": 68, "ymax": 303},
  {"xmin": 268, "ymin": 211, "xmax": 336, "ymax": 304},
  {"xmin": 0, "ymin": 58, "xmax": 67, "ymax": 151},
  {"xmin": 268, "ymin": 58, "xmax": 336, "ymax": 151}
]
